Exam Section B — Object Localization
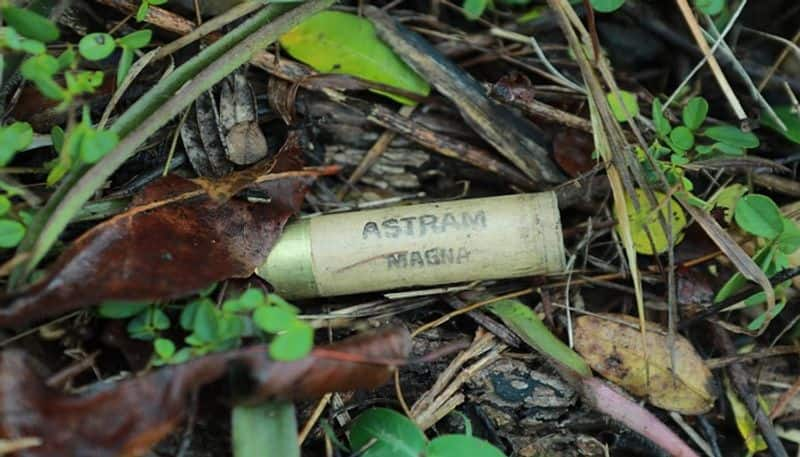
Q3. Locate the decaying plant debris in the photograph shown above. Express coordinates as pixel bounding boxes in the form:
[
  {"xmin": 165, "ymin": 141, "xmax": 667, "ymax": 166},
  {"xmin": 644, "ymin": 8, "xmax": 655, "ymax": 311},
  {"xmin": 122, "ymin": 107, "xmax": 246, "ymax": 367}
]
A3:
[{"xmin": 1, "ymin": 0, "xmax": 800, "ymax": 456}]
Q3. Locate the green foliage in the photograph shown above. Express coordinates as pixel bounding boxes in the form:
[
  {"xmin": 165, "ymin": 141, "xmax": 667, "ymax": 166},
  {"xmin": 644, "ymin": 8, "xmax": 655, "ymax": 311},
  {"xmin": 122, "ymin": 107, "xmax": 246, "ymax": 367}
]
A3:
[
  {"xmin": 0, "ymin": 26, "xmax": 45, "ymax": 54},
  {"xmin": 233, "ymin": 401, "xmax": 299, "ymax": 457},
  {"xmin": 682, "ymin": 96, "xmax": 709, "ymax": 130},
  {"xmin": 116, "ymin": 30, "xmax": 152, "ymax": 85},
  {"xmin": 762, "ymin": 106, "xmax": 800, "ymax": 144},
  {"xmin": 715, "ymin": 193, "xmax": 800, "ymax": 330},
  {"xmin": 588, "ymin": 0, "xmax": 726, "ymax": 14},
  {"xmin": 0, "ymin": 219, "xmax": 25, "ymax": 248},
  {"xmin": 279, "ymin": 11, "xmax": 430, "ymax": 105},
  {"xmin": 46, "ymin": 107, "xmax": 118, "ymax": 185},
  {"xmin": 462, "ymin": 0, "xmax": 491, "ymax": 19},
  {"xmin": 79, "ymin": 33, "xmax": 116, "ymax": 61},
  {"xmin": 606, "ymin": 90, "xmax": 639, "ymax": 122},
  {"xmin": 0, "ymin": 122, "xmax": 33, "ymax": 167},
  {"xmin": 136, "ymin": 0, "xmax": 167, "ymax": 22},
  {"xmin": 589, "ymin": 0, "xmax": 625, "ymax": 13},
  {"xmin": 703, "ymin": 125, "xmax": 759, "ymax": 149},
  {"xmin": 1, "ymin": 6, "xmax": 59, "ymax": 43},
  {"xmin": 487, "ymin": 299, "xmax": 592, "ymax": 378},
  {"xmin": 97, "ymin": 287, "xmax": 313, "ymax": 366},
  {"xmin": 349, "ymin": 408, "xmax": 506, "ymax": 457}
]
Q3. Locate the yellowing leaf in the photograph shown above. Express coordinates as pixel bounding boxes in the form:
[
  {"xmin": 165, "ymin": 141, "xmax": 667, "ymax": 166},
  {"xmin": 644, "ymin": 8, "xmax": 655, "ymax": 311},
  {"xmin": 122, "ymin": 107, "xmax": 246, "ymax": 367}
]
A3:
[
  {"xmin": 574, "ymin": 314, "xmax": 717, "ymax": 414},
  {"xmin": 617, "ymin": 189, "xmax": 686, "ymax": 255},
  {"xmin": 279, "ymin": 11, "xmax": 430, "ymax": 105},
  {"xmin": 724, "ymin": 377, "xmax": 767, "ymax": 454}
]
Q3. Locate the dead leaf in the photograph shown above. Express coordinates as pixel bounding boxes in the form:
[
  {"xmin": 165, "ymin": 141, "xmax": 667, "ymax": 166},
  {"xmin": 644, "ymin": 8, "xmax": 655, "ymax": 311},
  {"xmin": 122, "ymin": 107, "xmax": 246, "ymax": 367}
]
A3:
[
  {"xmin": 219, "ymin": 71, "xmax": 269, "ymax": 165},
  {"xmin": 0, "ymin": 327, "xmax": 410, "ymax": 457},
  {"xmin": 0, "ymin": 133, "xmax": 314, "ymax": 328},
  {"xmin": 573, "ymin": 314, "xmax": 717, "ymax": 414}
]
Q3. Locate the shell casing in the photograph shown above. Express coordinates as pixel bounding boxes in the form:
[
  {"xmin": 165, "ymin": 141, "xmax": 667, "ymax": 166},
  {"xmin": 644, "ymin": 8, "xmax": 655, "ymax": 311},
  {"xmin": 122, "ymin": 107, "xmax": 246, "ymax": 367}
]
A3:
[{"xmin": 257, "ymin": 192, "xmax": 565, "ymax": 298}]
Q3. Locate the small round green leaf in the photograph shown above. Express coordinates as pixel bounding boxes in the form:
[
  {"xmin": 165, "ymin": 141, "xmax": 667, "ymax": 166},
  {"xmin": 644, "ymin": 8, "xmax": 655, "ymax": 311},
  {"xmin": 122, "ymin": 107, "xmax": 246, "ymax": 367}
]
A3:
[
  {"xmin": 761, "ymin": 106, "xmax": 800, "ymax": 145},
  {"xmin": 349, "ymin": 408, "xmax": 427, "ymax": 457},
  {"xmin": 777, "ymin": 219, "xmax": 800, "ymax": 255},
  {"xmin": 154, "ymin": 338, "xmax": 176, "ymax": 359},
  {"xmin": 590, "ymin": 0, "xmax": 626, "ymax": 13},
  {"xmin": 1, "ymin": 7, "xmax": 59, "ymax": 43},
  {"xmin": 426, "ymin": 435, "xmax": 506, "ymax": 457},
  {"xmin": 0, "ymin": 219, "xmax": 25, "ymax": 248},
  {"xmin": 238, "ymin": 288, "xmax": 264, "ymax": 310},
  {"xmin": 703, "ymin": 125, "xmax": 759, "ymax": 149},
  {"xmin": 669, "ymin": 126, "xmax": 695, "ymax": 151},
  {"xmin": 269, "ymin": 323, "xmax": 313, "ymax": 361},
  {"xmin": 79, "ymin": 33, "xmax": 116, "ymax": 61},
  {"xmin": 682, "ymin": 96, "xmax": 708, "ymax": 130},
  {"xmin": 151, "ymin": 308, "xmax": 170, "ymax": 330},
  {"xmin": 734, "ymin": 194, "xmax": 784, "ymax": 240},
  {"xmin": 254, "ymin": 306, "xmax": 296, "ymax": 333},
  {"xmin": 116, "ymin": 29, "xmax": 152, "ymax": 49},
  {"xmin": 606, "ymin": 90, "xmax": 639, "ymax": 122}
]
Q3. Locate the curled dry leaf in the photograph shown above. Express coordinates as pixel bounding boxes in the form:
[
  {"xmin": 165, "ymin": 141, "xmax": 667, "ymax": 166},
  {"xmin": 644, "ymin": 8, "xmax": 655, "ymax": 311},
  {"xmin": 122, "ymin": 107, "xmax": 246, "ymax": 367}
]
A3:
[
  {"xmin": 0, "ymin": 132, "xmax": 314, "ymax": 328},
  {"xmin": 573, "ymin": 314, "xmax": 717, "ymax": 414},
  {"xmin": 0, "ymin": 327, "xmax": 411, "ymax": 457}
]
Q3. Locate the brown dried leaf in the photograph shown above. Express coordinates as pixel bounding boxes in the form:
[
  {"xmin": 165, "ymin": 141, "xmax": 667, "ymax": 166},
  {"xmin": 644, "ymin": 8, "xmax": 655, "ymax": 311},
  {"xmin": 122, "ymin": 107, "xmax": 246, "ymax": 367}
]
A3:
[
  {"xmin": 0, "ymin": 133, "xmax": 313, "ymax": 328},
  {"xmin": 573, "ymin": 314, "xmax": 717, "ymax": 414},
  {"xmin": 0, "ymin": 327, "xmax": 410, "ymax": 457}
]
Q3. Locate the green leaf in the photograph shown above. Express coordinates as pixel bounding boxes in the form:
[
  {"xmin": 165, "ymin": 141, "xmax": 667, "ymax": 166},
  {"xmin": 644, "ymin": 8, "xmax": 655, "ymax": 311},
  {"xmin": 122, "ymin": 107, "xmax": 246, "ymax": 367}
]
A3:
[
  {"xmin": 1, "ymin": 7, "xmax": 59, "ymax": 43},
  {"xmin": 694, "ymin": 0, "xmax": 724, "ymax": 15},
  {"xmin": 57, "ymin": 47, "xmax": 75, "ymax": 69},
  {"xmin": 253, "ymin": 306, "xmax": 296, "ymax": 333},
  {"xmin": 487, "ymin": 299, "xmax": 592, "ymax": 378},
  {"xmin": 715, "ymin": 245, "xmax": 774, "ymax": 303},
  {"xmin": 462, "ymin": 0, "xmax": 490, "ymax": 19},
  {"xmin": 80, "ymin": 129, "xmax": 118, "ymax": 163},
  {"xmin": 0, "ymin": 196, "xmax": 10, "ymax": 216},
  {"xmin": 192, "ymin": 300, "xmax": 219, "ymax": 342},
  {"xmin": 269, "ymin": 322, "xmax": 313, "ymax": 361},
  {"xmin": 0, "ymin": 122, "xmax": 33, "ymax": 166},
  {"xmin": 117, "ymin": 29, "xmax": 152, "ymax": 49},
  {"xmin": 117, "ymin": 47, "xmax": 135, "ymax": 86},
  {"xmin": 776, "ymin": 218, "xmax": 800, "ymax": 254},
  {"xmin": 711, "ymin": 142, "xmax": 744, "ymax": 156},
  {"xmin": 180, "ymin": 299, "xmax": 205, "ymax": 330},
  {"xmin": 135, "ymin": 1, "xmax": 149, "ymax": 22},
  {"xmin": 589, "ymin": 0, "xmax": 625, "ymax": 13},
  {"xmin": 233, "ymin": 401, "xmax": 299, "ymax": 457},
  {"xmin": 669, "ymin": 126, "xmax": 695, "ymax": 151},
  {"xmin": 0, "ymin": 219, "xmax": 25, "ymax": 248},
  {"xmin": 734, "ymin": 194, "xmax": 783, "ymax": 240},
  {"xmin": 151, "ymin": 308, "xmax": 170, "ymax": 330},
  {"xmin": 238, "ymin": 288, "xmax": 264, "ymax": 310},
  {"xmin": 651, "ymin": 99, "xmax": 671, "ymax": 138},
  {"xmin": 606, "ymin": 90, "xmax": 639, "ymax": 122},
  {"xmin": 279, "ymin": 11, "xmax": 430, "ymax": 105},
  {"xmin": 682, "ymin": 96, "xmax": 708, "ymax": 130},
  {"xmin": 703, "ymin": 125, "xmax": 759, "ymax": 149},
  {"xmin": 79, "ymin": 33, "xmax": 116, "ymax": 61},
  {"xmin": 349, "ymin": 408, "xmax": 427, "ymax": 457},
  {"xmin": 154, "ymin": 338, "xmax": 176, "ymax": 359},
  {"xmin": 20, "ymin": 52, "xmax": 59, "ymax": 78},
  {"xmin": 98, "ymin": 299, "xmax": 150, "ymax": 318},
  {"xmin": 426, "ymin": 435, "xmax": 506, "ymax": 457},
  {"xmin": 761, "ymin": 106, "xmax": 800, "ymax": 144}
]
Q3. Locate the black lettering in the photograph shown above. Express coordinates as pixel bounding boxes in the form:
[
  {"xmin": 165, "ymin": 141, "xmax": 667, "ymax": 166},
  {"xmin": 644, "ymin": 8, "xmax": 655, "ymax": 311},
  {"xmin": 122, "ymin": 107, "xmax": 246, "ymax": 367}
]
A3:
[
  {"xmin": 456, "ymin": 247, "xmax": 471, "ymax": 264},
  {"xmin": 410, "ymin": 251, "xmax": 425, "ymax": 267},
  {"xmin": 381, "ymin": 218, "xmax": 400, "ymax": 238},
  {"xmin": 387, "ymin": 252, "xmax": 407, "ymax": 269},
  {"xmin": 362, "ymin": 222, "xmax": 381, "ymax": 239},
  {"xmin": 399, "ymin": 217, "xmax": 415, "ymax": 236},
  {"xmin": 440, "ymin": 248, "xmax": 454, "ymax": 264},
  {"xmin": 461, "ymin": 210, "xmax": 487, "ymax": 230},
  {"xmin": 424, "ymin": 248, "xmax": 441, "ymax": 265},
  {"xmin": 441, "ymin": 212, "xmax": 460, "ymax": 231},
  {"xmin": 419, "ymin": 214, "xmax": 438, "ymax": 236}
]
